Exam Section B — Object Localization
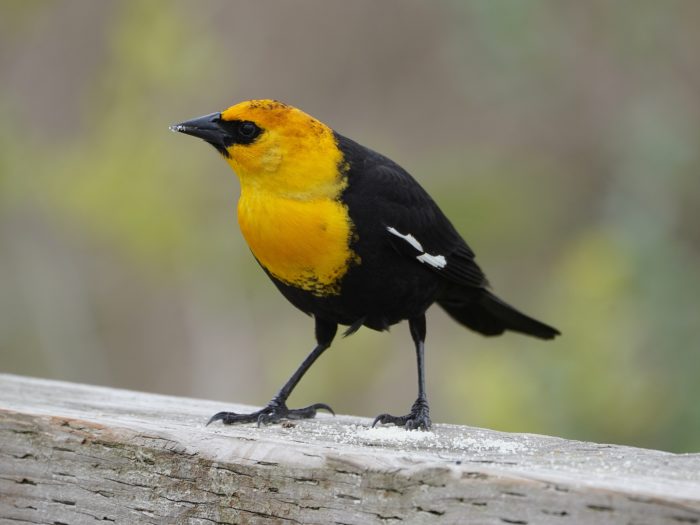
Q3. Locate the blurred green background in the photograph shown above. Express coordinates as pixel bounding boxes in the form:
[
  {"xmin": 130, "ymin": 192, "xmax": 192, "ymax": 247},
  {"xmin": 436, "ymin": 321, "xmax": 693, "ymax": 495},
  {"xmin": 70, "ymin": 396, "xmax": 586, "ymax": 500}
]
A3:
[{"xmin": 1, "ymin": 0, "xmax": 699, "ymax": 452}]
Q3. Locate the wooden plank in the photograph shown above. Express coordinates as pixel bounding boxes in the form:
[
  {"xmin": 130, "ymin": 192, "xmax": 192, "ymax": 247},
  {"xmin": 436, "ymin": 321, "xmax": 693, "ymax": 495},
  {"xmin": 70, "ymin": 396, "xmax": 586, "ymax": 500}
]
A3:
[{"xmin": 0, "ymin": 373, "xmax": 698, "ymax": 524}]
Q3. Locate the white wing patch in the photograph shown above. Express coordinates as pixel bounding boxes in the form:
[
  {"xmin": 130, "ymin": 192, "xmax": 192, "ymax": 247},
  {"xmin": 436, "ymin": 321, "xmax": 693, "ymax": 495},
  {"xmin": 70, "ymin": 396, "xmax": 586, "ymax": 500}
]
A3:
[
  {"xmin": 387, "ymin": 226, "xmax": 447, "ymax": 269},
  {"xmin": 417, "ymin": 253, "xmax": 447, "ymax": 269},
  {"xmin": 386, "ymin": 226, "xmax": 423, "ymax": 251}
]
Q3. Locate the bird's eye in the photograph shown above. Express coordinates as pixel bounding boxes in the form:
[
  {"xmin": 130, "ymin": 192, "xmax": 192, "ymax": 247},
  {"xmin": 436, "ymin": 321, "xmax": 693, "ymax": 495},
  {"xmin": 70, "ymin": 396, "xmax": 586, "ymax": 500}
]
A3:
[{"xmin": 239, "ymin": 121, "xmax": 259, "ymax": 138}]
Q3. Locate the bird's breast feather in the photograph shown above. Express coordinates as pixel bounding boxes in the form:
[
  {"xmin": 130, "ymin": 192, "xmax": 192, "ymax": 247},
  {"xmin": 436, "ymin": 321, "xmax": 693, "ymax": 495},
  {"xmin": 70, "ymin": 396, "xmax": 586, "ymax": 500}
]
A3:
[{"xmin": 237, "ymin": 192, "xmax": 359, "ymax": 296}]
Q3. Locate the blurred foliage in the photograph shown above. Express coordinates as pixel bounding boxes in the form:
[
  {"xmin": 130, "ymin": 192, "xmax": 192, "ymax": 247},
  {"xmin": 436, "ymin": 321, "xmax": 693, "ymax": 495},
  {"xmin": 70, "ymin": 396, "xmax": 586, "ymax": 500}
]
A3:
[{"xmin": 1, "ymin": 0, "xmax": 699, "ymax": 452}]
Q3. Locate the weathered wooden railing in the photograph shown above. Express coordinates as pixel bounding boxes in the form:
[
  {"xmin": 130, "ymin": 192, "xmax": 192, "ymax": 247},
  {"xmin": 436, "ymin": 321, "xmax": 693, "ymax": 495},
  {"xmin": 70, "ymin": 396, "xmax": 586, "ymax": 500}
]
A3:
[{"xmin": 1, "ymin": 374, "xmax": 698, "ymax": 524}]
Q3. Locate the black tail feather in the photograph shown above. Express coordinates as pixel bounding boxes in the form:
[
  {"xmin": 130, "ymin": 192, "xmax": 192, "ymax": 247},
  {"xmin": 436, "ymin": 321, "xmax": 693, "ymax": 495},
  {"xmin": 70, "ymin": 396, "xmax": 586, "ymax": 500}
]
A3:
[{"xmin": 438, "ymin": 290, "xmax": 560, "ymax": 340}]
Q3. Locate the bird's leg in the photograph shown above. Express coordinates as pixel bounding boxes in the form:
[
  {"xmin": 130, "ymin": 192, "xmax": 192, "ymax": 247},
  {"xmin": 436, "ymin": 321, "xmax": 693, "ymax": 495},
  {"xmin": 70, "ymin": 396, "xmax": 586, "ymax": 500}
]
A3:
[
  {"xmin": 208, "ymin": 319, "xmax": 337, "ymax": 426},
  {"xmin": 373, "ymin": 314, "xmax": 432, "ymax": 430}
]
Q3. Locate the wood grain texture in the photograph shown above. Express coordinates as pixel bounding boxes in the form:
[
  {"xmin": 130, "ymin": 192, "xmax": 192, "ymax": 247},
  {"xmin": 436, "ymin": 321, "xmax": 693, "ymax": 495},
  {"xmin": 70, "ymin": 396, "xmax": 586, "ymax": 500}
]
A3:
[{"xmin": 0, "ymin": 373, "xmax": 698, "ymax": 524}]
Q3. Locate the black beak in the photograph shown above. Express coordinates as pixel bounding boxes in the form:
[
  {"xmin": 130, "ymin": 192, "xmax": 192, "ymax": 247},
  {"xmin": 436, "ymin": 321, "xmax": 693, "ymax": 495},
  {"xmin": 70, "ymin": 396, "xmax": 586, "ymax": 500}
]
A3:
[{"xmin": 170, "ymin": 112, "xmax": 229, "ymax": 156}]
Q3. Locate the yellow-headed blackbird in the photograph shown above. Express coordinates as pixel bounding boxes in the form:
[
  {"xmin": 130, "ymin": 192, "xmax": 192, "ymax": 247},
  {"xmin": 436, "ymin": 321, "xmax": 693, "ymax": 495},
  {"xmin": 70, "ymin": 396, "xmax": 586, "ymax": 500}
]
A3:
[{"xmin": 172, "ymin": 99, "xmax": 559, "ymax": 430}]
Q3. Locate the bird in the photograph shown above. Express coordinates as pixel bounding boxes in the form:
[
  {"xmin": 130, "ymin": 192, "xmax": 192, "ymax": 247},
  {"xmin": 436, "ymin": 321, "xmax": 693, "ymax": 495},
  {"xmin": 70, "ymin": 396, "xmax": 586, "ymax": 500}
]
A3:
[{"xmin": 171, "ymin": 99, "xmax": 560, "ymax": 430}]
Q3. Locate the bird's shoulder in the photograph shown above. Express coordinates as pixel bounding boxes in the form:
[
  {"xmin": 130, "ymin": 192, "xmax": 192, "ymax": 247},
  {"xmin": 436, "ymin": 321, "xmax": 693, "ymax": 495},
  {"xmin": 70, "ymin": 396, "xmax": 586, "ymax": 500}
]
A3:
[{"xmin": 335, "ymin": 132, "xmax": 487, "ymax": 288}]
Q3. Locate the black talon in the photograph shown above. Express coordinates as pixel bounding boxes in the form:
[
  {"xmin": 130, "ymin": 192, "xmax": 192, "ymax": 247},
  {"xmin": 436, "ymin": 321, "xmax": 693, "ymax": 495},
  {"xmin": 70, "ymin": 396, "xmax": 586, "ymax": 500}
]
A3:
[
  {"xmin": 207, "ymin": 412, "xmax": 224, "ymax": 426},
  {"xmin": 207, "ymin": 400, "xmax": 335, "ymax": 427},
  {"xmin": 372, "ymin": 413, "xmax": 391, "ymax": 428},
  {"xmin": 309, "ymin": 402, "xmax": 335, "ymax": 416},
  {"xmin": 372, "ymin": 405, "xmax": 431, "ymax": 430},
  {"xmin": 256, "ymin": 411, "xmax": 272, "ymax": 427},
  {"xmin": 207, "ymin": 410, "xmax": 264, "ymax": 426}
]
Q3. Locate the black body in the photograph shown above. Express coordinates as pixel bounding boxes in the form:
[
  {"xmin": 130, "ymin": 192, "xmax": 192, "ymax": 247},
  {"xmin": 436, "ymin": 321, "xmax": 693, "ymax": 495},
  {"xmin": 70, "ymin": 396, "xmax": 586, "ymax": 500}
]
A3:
[{"xmin": 269, "ymin": 133, "xmax": 559, "ymax": 340}]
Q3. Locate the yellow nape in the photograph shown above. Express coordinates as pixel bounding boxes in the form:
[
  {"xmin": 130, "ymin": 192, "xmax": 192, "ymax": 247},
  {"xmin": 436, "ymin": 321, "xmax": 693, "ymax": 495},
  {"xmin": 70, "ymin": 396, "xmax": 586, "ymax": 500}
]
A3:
[{"xmin": 220, "ymin": 99, "xmax": 358, "ymax": 295}]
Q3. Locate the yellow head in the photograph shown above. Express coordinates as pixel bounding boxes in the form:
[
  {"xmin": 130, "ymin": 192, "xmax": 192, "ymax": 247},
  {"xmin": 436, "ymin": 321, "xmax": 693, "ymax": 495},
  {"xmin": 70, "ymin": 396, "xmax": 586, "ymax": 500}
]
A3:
[
  {"xmin": 172, "ymin": 99, "xmax": 347, "ymax": 199},
  {"xmin": 172, "ymin": 100, "xmax": 359, "ymax": 295}
]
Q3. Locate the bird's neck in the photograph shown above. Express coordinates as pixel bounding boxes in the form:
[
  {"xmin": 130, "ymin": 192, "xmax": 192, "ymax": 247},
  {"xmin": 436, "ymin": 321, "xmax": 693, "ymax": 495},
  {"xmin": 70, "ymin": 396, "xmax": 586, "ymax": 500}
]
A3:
[{"xmin": 224, "ymin": 132, "xmax": 348, "ymax": 200}]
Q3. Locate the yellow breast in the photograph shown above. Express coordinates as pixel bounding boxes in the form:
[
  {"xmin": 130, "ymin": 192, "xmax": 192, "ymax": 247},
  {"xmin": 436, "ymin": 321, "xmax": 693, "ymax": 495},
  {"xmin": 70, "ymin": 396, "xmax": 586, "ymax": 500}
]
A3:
[{"xmin": 238, "ymin": 189, "xmax": 358, "ymax": 296}]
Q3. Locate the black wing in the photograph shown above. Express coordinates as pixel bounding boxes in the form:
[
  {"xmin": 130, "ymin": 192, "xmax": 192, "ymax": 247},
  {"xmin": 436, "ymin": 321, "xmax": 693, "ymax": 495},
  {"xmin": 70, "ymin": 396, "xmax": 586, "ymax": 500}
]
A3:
[{"xmin": 337, "ymin": 133, "xmax": 487, "ymax": 289}]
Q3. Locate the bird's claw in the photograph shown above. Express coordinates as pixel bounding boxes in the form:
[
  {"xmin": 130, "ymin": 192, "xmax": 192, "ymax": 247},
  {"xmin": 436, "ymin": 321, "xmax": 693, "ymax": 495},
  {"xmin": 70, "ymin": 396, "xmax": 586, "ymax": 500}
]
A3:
[
  {"xmin": 372, "ymin": 398, "xmax": 431, "ymax": 430},
  {"xmin": 207, "ymin": 400, "xmax": 334, "ymax": 427}
]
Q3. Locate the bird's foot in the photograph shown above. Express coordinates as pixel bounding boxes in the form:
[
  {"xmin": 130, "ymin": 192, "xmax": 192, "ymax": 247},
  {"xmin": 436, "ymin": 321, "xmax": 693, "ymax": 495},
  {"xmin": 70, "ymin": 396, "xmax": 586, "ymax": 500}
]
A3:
[
  {"xmin": 372, "ymin": 397, "xmax": 432, "ymax": 430},
  {"xmin": 207, "ymin": 398, "xmax": 334, "ymax": 427}
]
